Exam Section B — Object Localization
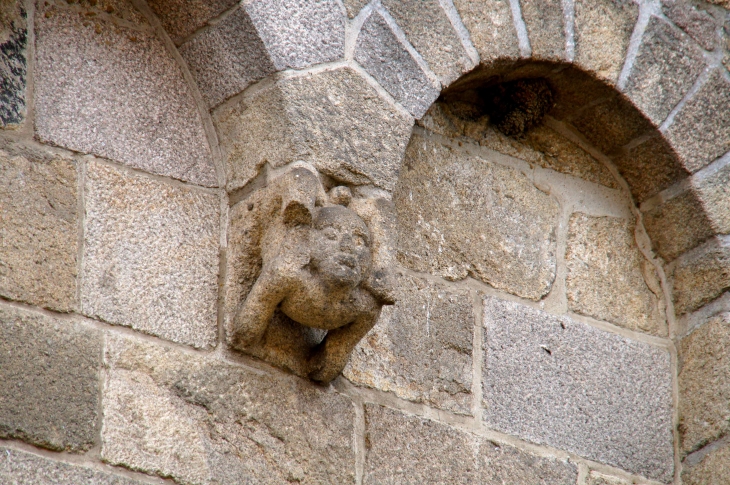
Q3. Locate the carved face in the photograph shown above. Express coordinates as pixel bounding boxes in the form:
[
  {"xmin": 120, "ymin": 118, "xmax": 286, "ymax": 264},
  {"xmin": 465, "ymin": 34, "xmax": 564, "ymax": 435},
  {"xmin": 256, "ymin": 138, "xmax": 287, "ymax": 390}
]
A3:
[{"xmin": 310, "ymin": 206, "xmax": 371, "ymax": 288}]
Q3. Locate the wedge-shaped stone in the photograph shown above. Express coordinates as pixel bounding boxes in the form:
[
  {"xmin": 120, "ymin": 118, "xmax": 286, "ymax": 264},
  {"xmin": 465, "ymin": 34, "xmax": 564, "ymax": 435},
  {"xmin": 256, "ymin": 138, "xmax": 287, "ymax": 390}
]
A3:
[
  {"xmin": 147, "ymin": 0, "xmax": 238, "ymax": 45},
  {"xmin": 0, "ymin": 0, "xmax": 27, "ymax": 127},
  {"xmin": 453, "ymin": 0, "xmax": 520, "ymax": 61},
  {"xmin": 364, "ymin": 404, "xmax": 578, "ymax": 484},
  {"xmin": 662, "ymin": 0, "xmax": 719, "ymax": 51},
  {"xmin": 0, "ymin": 305, "xmax": 100, "ymax": 452},
  {"xmin": 670, "ymin": 235, "xmax": 730, "ymax": 316},
  {"xmin": 394, "ymin": 132, "xmax": 559, "ymax": 301},
  {"xmin": 482, "ymin": 297, "xmax": 674, "ymax": 482},
  {"xmin": 213, "ymin": 67, "xmax": 413, "ymax": 192},
  {"xmin": 81, "ymin": 161, "xmax": 219, "ymax": 349},
  {"xmin": 521, "ymin": 0, "xmax": 565, "ymax": 60},
  {"xmin": 103, "ymin": 336, "xmax": 355, "ymax": 484},
  {"xmin": 34, "ymin": 4, "xmax": 216, "ymax": 186}
]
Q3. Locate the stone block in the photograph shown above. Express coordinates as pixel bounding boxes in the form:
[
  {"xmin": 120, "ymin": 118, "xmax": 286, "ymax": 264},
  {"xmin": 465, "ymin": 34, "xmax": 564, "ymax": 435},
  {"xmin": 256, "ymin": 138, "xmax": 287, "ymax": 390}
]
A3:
[
  {"xmin": 102, "ymin": 336, "xmax": 356, "ymax": 484},
  {"xmin": 81, "ymin": 161, "xmax": 219, "ymax": 349},
  {"xmin": 0, "ymin": 144, "xmax": 78, "ymax": 312},
  {"xmin": 0, "ymin": 305, "xmax": 100, "ymax": 452},
  {"xmin": 213, "ymin": 66, "xmax": 413, "ymax": 192},
  {"xmin": 179, "ymin": 7, "xmax": 275, "ymax": 108},
  {"xmin": 45, "ymin": 0, "xmax": 148, "ymax": 25},
  {"xmin": 662, "ymin": 0, "xmax": 719, "ymax": 51},
  {"xmin": 453, "ymin": 0, "xmax": 520, "ymax": 61},
  {"xmin": 574, "ymin": 0, "xmax": 639, "ymax": 83},
  {"xmin": 482, "ymin": 297, "xmax": 674, "ymax": 482},
  {"xmin": 243, "ymin": 0, "xmax": 345, "ymax": 70},
  {"xmin": 0, "ymin": 0, "xmax": 26, "ymax": 128},
  {"xmin": 665, "ymin": 70, "xmax": 730, "ymax": 173},
  {"xmin": 381, "ymin": 0, "xmax": 474, "ymax": 85},
  {"xmin": 566, "ymin": 213, "xmax": 665, "ymax": 335},
  {"xmin": 147, "ymin": 0, "xmax": 238, "ymax": 45},
  {"xmin": 521, "ymin": 0, "xmax": 565, "ymax": 60},
  {"xmin": 624, "ymin": 17, "xmax": 705, "ymax": 125},
  {"xmin": 0, "ymin": 447, "xmax": 145, "ymax": 485},
  {"xmin": 344, "ymin": 273, "xmax": 474, "ymax": 414},
  {"xmin": 679, "ymin": 313, "xmax": 730, "ymax": 453},
  {"xmin": 355, "ymin": 9, "xmax": 439, "ymax": 118},
  {"xmin": 671, "ymin": 235, "xmax": 730, "ymax": 316},
  {"xmin": 344, "ymin": 0, "xmax": 369, "ymax": 18},
  {"xmin": 364, "ymin": 404, "xmax": 578, "ymax": 484},
  {"xmin": 587, "ymin": 472, "xmax": 632, "ymax": 485},
  {"xmin": 393, "ymin": 132, "xmax": 559, "ymax": 301},
  {"xmin": 34, "ymin": 5, "xmax": 216, "ymax": 187},
  {"xmin": 682, "ymin": 440, "xmax": 730, "ymax": 485}
]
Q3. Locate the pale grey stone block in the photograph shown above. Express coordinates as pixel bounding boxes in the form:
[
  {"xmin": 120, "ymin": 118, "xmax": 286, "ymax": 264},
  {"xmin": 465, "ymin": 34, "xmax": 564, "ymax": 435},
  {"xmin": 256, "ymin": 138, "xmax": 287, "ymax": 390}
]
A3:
[
  {"xmin": 0, "ymin": 305, "xmax": 100, "ymax": 453},
  {"xmin": 81, "ymin": 161, "xmax": 219, "ymax": 349},
  {"xmin": 520, "ymin": 0, "xmax": 566, "ymax": 60},
  {"xmin": 364, "ymin": 404, "xmax": 578, "ymax": 484},
  {"xmin": 102, "ymin": 336, "xmax": 356, "ymax": 484},
  {"xmin": 0, "ymin": 1, "xmax": 27, "ymax": 127},
  {"xmin": 243, "ymin": 0, "xmax": 345, "ymax": 70},
  {"xmin": 34, "ymin": 4, "xmax": 216, "ymax": 187},
  {"xmin": 0, "ymin": 447, "xmax": 145, "ymax": 485},
  {"xmin": 482, "ymin": 297, "xmax": 674, "ymax": 482},
  {"xmin": 147, "ymin": 0, "xmax": 238, "ymax": 45},
  {"xmin": 453, "ymin": 0, "xmax": 520, "ymax": 61},
  {"xmin": 355, "ymin": 9, "xmax": 439, "ymax": 118},
  {"xmin": 662, "ymin": 0, "xmax": 719, "ymax": 51}
]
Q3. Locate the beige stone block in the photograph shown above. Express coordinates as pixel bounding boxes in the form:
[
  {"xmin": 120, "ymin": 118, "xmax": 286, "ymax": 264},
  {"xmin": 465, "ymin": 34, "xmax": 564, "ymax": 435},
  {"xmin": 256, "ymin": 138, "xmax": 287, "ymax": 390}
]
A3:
[
  {"xmin": 587, "ymin": 471, "xmax": 632, "ymax": 485},
  {"xmin": 682, "ymin": 441, "xmax": 730, "ymax": 485},
  {"xmin": 453, "ymin": 0, "xmax": 520, "ymax": 61},
  {"xmin": 670, "ymin": 236, "xmax": 730, "ymax": 316},
  {"xmin": 521, "ymin": 0, "xmax": 565, "ymax": 60},
  {"xmin": 146, "ymin": 0, "xmax": 237, "ymax": 45}
]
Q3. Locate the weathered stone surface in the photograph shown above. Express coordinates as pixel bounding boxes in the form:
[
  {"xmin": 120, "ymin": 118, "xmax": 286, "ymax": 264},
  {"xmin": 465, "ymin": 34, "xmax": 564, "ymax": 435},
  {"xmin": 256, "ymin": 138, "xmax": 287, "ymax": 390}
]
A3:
[
  {"xmin": 566, "ymin": 213, "xmax": 664, "ymax": 335},
  {"xmin": 0, "ymin": 447, "xmax": 145, "ymax": 485},
  {"xmin": 81, "ymin": 161, "xmax": 219, "ymax": 349},
  {"xmin": 103, "ymin": 336, "xmax": 356, "ymax": 484},
  {"xmin": 671, "ymin": 236, "xmax": 730, "ymax": 316},
  {"xmin": 394, "ymin": 132, "xmax": 559, "ymax": 301},
  {"xmin": 364, "ymin": 404, "xmax": 578, "ymax": 484},
  {"xmin": 0, "ymin": 305, "xmax": 100, "ymax": 452},
  {"xmin": 0, "ymin": 145, "xmax": 78, "ymax": 312},
  {"xmin": 147, "ymin": 0, "xmax": 238, "ymax": 45},
  {"xmin": 344, "ymin": 0, "xmax": 369, "ymax": 18},
  {"xmin": 0, "ymin": 0, "xmax": 26, "ymax": 127},
  {"xmin": 483, "ymin": 297, "xmax": 674, "ymax": 482},
  {"xmin": 180, "ymin": 8, "xmax": 275, "ymax": 108},
  {"xmin": 624, "ymin": 17, "xmax": 705, "ymax": 125},
  {"xmin": 213, "ymin": 67, "xmax": 413, "ymax": 192},
  {"xmin": 453, "ymin": 0, "xmax": 520, "ymax": 61},
  {"xmin": 662, "ymin": 0, "xmax": 719, "ymax": 51},
  {"xmin": 682, "ymin": 440, "xmax": 730, "ymax": 485},
  {"xmin": 665, "ymin": 70, "xmax": 730, "ymax": 173},
  {"xmin": 587, "ymin": 472, "xmax": 632, "ymax": 485},
  {"xmin": 381, "ymin": 0, "xmax": 474, "ymax": 85},
  {"xmin": 679, "ymin": 313, "xmax": 730, "ymax": 453},
  {"xmin": 243, "ymin": 0, "xmax": 345, "ymax": 70},
  {"xmin": 46, "ymin": 0, "xmax": 148, "ymax": 25},
  {"xmin": 344, "ymin": 273, "xmax": 473, "ymax": 414},
  {"xmin": 521, "ymin": 0, "xmax": 565, "ymax": 60},
  {"xmin": 35, "ymin": 5, "xmax": 216, "ymax": 186},
  {"xmin": 574, "ymin": 0, "xmax": 639, "ymax": 83},
  {"xmin": 355, "ymin": 9, "xmax": 439, "ymax": 118}
]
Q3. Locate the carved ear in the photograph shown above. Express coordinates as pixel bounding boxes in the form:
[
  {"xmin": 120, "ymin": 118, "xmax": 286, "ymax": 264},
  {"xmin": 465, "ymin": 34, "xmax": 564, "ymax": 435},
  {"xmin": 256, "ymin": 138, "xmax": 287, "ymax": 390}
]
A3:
[{"xmin": 278, "ymin": 167, "xmax": 320, "ymax": 226}]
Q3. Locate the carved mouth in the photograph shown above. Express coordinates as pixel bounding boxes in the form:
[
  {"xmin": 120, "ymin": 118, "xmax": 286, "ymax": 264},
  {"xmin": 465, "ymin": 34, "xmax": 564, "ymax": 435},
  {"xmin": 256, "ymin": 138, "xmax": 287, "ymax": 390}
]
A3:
[{"xmin": 336, "ymin": 255, "xmax": 357, "ymax": 269}]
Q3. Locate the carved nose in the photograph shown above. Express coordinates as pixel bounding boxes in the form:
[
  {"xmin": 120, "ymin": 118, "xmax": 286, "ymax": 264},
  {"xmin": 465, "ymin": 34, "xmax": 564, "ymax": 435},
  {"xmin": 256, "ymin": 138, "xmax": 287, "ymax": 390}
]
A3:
[{"xmin": 340, "ymin": 235, "xmax": 353, "ymax": 251}]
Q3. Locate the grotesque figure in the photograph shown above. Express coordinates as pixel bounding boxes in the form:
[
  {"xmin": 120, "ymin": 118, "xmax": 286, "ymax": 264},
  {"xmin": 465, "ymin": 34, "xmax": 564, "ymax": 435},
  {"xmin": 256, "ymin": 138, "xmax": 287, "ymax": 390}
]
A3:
[{"xmin": 231, "ymin": 166, "xmax": 395, "ymax": 383}]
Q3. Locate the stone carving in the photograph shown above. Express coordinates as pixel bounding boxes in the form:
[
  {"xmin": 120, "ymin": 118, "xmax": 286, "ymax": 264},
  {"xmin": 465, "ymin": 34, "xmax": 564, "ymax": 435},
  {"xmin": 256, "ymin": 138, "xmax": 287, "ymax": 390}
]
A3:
[{"xmin": 231, "ymin": 165, "xmax": 396, "ymax": 383}]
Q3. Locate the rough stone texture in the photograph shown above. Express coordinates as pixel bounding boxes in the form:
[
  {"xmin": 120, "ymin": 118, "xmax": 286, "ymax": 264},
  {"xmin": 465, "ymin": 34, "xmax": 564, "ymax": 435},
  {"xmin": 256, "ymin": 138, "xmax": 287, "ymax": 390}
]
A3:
[
  {"xmin": 574, "ymin": 0, "xmax": 639, "ymax": 83},
  {"xmin": 179, "ymin": 7, "xmax": 275, "ymax": 108},
  {"xmin": 624, "ymin": 17, "xmax": 706, "ymax": 125},
  {"xmin": 566, "ymin": 213, "xmax": 665, "ymax": 335},
  {"xmin": 0, "ymin": 0, "xmax": 27, "ymax": 127},
  {"xmin": 0, "ymin": 447, "xmax": 146, "ymax": 485},
  {"xmin": 662, "ymin": 0, "xmax": 719, "ymax": 51},
  {"xmin": 344, "ymin": 273, "xmax": 473, "ymax": 414},
  {"xmin": 213, "ymin": 67, "xmax": 413, "ymax": 192},
  {"xmin": 103, "ymin": 336, "xmax": 356, "ymax": 484},
  {"xmin": 521, "ymin": 0, "xmax": 565, "ymax": 60},
  {"xmin": 0, "ymin": 144, "xmax": 78, "ymax": 312},
  {"xmin": 81, "ymin": 161, "xmax": 219, "ymax": 349},
  {"xmin": 35, "ymin": 4, "xmax": 217, "ymax": 187},
  {"xmin": 243, "ymin": 0, "xmax": 345, "ymax": 71},
  {"xmin": 670, "ymin": 236, "xmax": 730, "ymax": 316},
  {"xmin": 364, "ymin": 404, "xmax": 578, "ymax": 484},
  {"xmin": 45, "ymin": 0, "xmax": 149, "ymax": 25},
  {"xmin": 665, "ymin": 70, "xmax": 730, "ymax": 173},
  {"xmin": 587, "ymin": 472, "xmax": 632, "ymax": 485},
  {"xmin": 482, "ymin": 297, "xmax": 674, "ymax": 482},
  {"xmin": 682, "ymin": 441, "xmax": 730, "ymax": 485},
  {"xmin": 394, "ymin": 132, "xmax": 559, "ymax": 301},
  {"xmin": 381, "ymin": 0, "xmax": 474, "ymax": 85},
  {"xmin": 0, "ymin": 305, "xmax": 100, "ymax": 453},
  {"xmin": 453, "ymin": 0, "xmax": 520, "ymax": 61},
  {"xmin": 355, "ymin": 9, "xmax": 439, "ymax": 118},
  {"xmin": 147, "ymin": 0, "xmax": 238, "ymax": 45},
  {"xmin": 344, "ymin": 0, "xmax": 370, "ymax": 18},
  {"xmin": 679, "ymin": 313, "xmax": 730, "ymax": 453}
]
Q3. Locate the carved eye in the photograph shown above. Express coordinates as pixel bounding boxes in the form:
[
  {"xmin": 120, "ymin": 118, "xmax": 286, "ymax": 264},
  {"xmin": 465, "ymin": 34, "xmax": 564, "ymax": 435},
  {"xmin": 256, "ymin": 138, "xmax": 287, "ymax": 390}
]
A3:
[
  {"xmin": 323, "ymin": 228, "xmax": 338, "ymax": 240},
  {"xmin": 354, "ymin": 235, "xmax": 366, "ymax": 247}
]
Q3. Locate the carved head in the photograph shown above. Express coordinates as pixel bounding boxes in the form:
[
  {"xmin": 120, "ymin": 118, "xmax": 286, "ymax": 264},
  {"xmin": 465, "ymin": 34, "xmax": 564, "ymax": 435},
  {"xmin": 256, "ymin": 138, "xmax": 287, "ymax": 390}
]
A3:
[{"xmin": 310, "ymin": 205, "xmax": 372, "ymax": 289}]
